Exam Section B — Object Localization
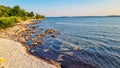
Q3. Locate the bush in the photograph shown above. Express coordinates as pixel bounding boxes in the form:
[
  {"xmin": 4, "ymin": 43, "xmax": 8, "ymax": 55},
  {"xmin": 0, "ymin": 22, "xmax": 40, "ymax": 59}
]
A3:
[
  {"xmin": 13, "ymin": 16, "xmax": 21, "ymax": 22},
  {"xmin": 0, "ymin": 16, "xmax": 21, "ymax": 28}
]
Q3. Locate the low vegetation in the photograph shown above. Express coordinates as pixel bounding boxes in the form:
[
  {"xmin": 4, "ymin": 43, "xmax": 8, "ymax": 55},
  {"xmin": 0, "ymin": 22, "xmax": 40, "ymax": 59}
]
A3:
[{"xmin": 0, "ymin": 5, "xmax": 44, "ymax": 28}]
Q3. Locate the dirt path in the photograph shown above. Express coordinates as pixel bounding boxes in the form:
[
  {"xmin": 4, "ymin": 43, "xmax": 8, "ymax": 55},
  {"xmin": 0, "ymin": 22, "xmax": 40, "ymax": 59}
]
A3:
[{"xmin": 0, "ymin": 38, "xmax": 58, "ymax": 68}]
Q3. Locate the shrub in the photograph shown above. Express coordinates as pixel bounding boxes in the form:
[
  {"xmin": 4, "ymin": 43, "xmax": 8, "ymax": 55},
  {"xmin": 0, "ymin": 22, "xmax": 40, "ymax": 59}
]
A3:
[{"xmin": 21, "ymin": 16, "xmax": 28, "ymax": 21}]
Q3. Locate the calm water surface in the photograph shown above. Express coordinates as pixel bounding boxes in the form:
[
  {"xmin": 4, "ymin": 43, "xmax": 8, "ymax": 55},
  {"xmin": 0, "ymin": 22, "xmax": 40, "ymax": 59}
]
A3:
[{"xmin": 26, "ymin": 17, "xmax": 120, "ymax": 68}]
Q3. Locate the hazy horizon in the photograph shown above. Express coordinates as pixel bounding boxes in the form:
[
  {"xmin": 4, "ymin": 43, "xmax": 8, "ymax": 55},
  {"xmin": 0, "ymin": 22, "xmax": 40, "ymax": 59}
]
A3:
[{"xmin": 0, "ymin": 0, "xmax": 120, "ymax": 17}]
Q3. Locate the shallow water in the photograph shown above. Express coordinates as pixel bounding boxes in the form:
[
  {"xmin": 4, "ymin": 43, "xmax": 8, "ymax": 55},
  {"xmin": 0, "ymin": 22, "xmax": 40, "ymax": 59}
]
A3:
[{"xmin": 26, "ymin": 17, "xmax": 120, "ymax": 68}]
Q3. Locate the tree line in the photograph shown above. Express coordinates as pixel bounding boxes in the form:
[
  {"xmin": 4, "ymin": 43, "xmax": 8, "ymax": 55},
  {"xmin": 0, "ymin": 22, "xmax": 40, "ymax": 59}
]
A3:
[{"xmin": 0, "ymin": 5, "xmax": 44, "ymax": 28}]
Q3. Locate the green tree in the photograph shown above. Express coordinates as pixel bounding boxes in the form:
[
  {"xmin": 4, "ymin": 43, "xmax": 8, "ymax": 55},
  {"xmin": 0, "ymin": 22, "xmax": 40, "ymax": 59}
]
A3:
[
  {"xmin": 35, "ymin": 13, "xmax": 44, "ymax": 19},
  {"xmin": 12, "ymin": 5, "xmax": 21, "ymax": 16},
  {"xmin": 28, "ymin": 11, "xmax": 34, "ymax": 17}
]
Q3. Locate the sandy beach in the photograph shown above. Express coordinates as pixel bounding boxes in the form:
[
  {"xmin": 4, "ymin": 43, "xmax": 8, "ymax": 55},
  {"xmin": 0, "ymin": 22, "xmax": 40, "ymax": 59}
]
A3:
[{"xmin": 0, "ymin": 38, "xmax": 58, "ymax": 68}]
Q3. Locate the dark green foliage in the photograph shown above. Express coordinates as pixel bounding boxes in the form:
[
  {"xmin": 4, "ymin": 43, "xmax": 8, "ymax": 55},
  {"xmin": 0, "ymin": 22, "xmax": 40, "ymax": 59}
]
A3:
[
  {"xmin": 0, "ymin": 5, "xmax": 44, "ymax": 28},
  {"xmin": 28, "ymin": 11, "xmax": 34, "ymax": 17},
  {"xmin": 35, "ymin": 13, "xmax": 44, "ymax": 19}
]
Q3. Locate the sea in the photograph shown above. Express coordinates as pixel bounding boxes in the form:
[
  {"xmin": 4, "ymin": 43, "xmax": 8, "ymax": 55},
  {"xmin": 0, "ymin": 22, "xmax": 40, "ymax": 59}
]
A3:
[{"xmin": 26, "ymin": 17, "xmax": 120, "ymax": 68}]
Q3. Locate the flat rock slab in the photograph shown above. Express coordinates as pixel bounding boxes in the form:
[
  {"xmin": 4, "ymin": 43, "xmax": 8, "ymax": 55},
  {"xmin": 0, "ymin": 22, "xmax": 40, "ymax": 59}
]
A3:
[{"xmin": 0, "ymin": 38, "xmax": 57, "ymax": 68}]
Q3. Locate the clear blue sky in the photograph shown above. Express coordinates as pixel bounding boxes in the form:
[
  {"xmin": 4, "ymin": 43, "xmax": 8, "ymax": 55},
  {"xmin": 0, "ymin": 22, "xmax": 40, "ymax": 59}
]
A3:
[{"xmin": 0, "ymin": 0, "xmax": 120, "ymax": 16}]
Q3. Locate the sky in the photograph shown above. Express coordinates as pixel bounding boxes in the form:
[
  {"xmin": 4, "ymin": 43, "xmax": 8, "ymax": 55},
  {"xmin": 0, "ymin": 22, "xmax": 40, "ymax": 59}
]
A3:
[{"xmin": 0, "ymin": 0, "xmax": 120, "ymax": 16}]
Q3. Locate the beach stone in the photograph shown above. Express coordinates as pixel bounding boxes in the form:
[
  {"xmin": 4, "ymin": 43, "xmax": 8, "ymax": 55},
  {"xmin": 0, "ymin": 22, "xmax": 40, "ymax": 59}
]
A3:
[
  {"xmin": 19, "ymin": 37, "xmax": 26, "ymax": 43},
  {"xmin": 0, "ymin": 63, "xmax": 4, "ymax": 68},
  {"xmin": 45, "ymin": 29, "xmax": 55, "ymax": 34},
  {"xmin": 0, "ymin": 57, "xmax": 5, "ymax": 68}
]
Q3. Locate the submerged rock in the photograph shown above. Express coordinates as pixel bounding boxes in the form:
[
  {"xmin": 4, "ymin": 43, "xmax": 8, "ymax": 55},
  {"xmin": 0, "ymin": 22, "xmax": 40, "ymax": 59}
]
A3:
[
  {"xmin": 32, "ymin": 43, "xmax": 37, "ymax": 47},
  {"xmin": 31, "ymin": 38, "xmax": 37, "ymax": 42},
  {"xmin": 31, "ymin": 26, "xmax": 36, "ymax": 29},
  {"xmin": 45, "ymin": 29, "xmax": 55, "ymax": 34},
  {"xmin": 72, "ymin": 47, "xmax": 79, "ymax": 50},
  {"xmin": 38, "ymin": 33, "xmax": 46, "ymax": 37}
]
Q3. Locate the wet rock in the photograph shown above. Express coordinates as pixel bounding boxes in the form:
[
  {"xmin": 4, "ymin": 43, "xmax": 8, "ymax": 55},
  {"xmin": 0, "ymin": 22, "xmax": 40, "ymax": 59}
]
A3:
[
  {"xmin": 43, "ymin": 48, "xmax": 49, "ymax": 52},
  {"xmin": 25, "ymin": 36, "xmax": 30, "ymax": 40},
  {"xmin": 64, "ymin": 52, "xmax": 73, "ymax": 56},
  {"xmin": 57, "ymin": 54, "xmax": 64, "ymax": 61},
  {"xmin": 26, "ymin": 46, "xmax": 31, "ymax": 50},
  {"xmin": 45, "ymin": 29, "xmax": 55, "ymax": 34},
  {"xmin": 37, "ymin": 34, "xmax": 41, "ymax": 37},
  {"xmin": 31, "ymin": 38, "xmax": 37, "ymax": 42},
  {"xmin": 40, "ymin": 33, "xmax": 46, "ymax": 36},
  {"xmin": 37, "ymin": 33, "xmax": 46, "ymax": 37},
  {"xmin": 25, "ymin": 33, "xmax": 32, "ymax": 36}
]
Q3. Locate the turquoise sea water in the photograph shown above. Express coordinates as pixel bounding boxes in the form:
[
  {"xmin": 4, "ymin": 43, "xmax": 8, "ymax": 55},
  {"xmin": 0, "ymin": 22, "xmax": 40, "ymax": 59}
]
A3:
[{"xmin": 26, "ymin": 17, "xmax": 120, "ymax": 68}]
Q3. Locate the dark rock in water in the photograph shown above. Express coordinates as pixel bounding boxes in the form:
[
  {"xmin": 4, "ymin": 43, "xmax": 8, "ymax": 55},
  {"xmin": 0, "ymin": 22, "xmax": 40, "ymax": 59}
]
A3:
[
  {"xmin": 51, "ymin": 35, "xmax": 56, "ymax": 39},
  {"xmin": 31, "ymin": 26, "xmax": 36, "ymax": 29},
  {"xmin": 37, "ymin": 41, "xmax": 44, "ymax": 45},
  {"xmin": 45, "ymin": 29, "xmax": 55, "ymax": 34},
  {"xmin": 32, "ymin": 43, "xmax": 37, "ymax": 46}
]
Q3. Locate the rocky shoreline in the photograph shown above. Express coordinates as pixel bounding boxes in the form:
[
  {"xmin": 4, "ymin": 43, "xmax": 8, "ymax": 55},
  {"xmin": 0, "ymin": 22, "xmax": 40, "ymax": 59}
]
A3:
[
  {"xmin": 0, "ymin": 19, "xmax": 60, "ymax": 68},
  {"xmin": 0, "ymin": 20, "xmax": 34, "ymax": 41}
]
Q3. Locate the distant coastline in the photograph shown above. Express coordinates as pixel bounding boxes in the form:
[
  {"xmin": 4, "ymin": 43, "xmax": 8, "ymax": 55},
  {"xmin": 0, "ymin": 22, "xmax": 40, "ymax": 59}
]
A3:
[{"xmin": 59, "ymin": 15, "xmax": 120, "ymax": 18}]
